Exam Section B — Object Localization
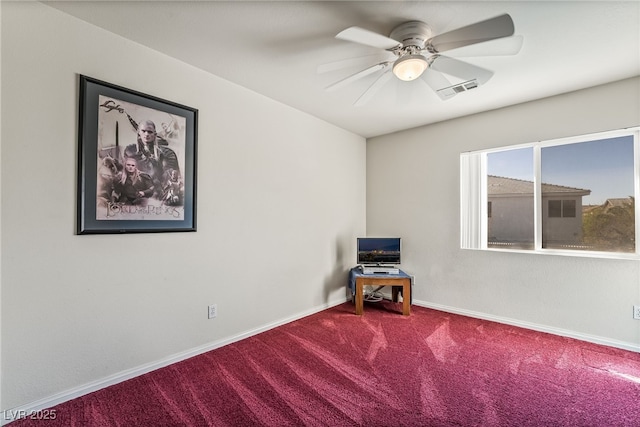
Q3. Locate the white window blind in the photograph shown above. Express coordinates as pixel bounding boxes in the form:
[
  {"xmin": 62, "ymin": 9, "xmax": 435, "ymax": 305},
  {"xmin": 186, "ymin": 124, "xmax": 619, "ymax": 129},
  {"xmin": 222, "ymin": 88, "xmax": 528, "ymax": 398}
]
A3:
[{"xmin": 460, "ymin": 151, "xmax": 485, "ymax": 249}]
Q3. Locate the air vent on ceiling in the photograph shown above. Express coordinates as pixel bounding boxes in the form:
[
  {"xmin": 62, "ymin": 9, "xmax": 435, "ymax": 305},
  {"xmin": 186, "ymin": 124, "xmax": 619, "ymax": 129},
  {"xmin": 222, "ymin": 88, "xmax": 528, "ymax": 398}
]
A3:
[{"xmin": 437, "ymin": 79, "xmax": 479, "ymax": 99}]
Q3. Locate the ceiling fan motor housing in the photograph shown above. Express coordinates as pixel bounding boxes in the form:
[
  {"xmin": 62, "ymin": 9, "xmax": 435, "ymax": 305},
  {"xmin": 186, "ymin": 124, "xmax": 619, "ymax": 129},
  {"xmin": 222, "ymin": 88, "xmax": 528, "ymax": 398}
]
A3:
[{"xmin": 389, "ymin": 21, "xmax": 432, "ymax": 50}]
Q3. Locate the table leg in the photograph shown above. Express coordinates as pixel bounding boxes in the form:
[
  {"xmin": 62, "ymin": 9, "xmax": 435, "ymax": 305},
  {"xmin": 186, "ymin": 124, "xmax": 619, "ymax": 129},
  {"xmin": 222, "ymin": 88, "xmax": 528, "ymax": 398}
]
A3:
[
  {"xmin": 355, "ymin": 279, "xmax": 363, "ymax": 315},
  {"xmin": 392, "ymin": 286, "xmax": 399, "ymax": 302},
  {"xmin": 402, "ymin": 279, "xmax": 410, "ymax": 316}
]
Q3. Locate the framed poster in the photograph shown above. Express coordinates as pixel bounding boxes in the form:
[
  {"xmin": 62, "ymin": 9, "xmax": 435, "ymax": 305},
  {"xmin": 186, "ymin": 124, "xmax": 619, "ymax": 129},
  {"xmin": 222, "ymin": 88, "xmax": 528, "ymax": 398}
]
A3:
[{"xmin": 77, "ymin": 75, "xmax": 197, "ymax": 234}]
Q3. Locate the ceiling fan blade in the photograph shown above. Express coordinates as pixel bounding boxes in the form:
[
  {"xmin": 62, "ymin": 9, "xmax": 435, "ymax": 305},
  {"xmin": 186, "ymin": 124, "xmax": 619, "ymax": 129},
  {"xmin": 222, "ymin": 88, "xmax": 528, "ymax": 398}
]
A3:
[
  {"xmin": 336, "ymin": 26, "xmax": 402, "ymax": 50},
  {"xmin": 354, "ymin": 69, "xmax": 393, "ymax": 106},
  {"xmin": 445, "ymin": 35, "xmax": 523, "ymax": 57},
  {"xmin": 317, "ymin": 53, "xmax": 393, "ymax": 74},
  {"xmin": 430, "ymin": 55, "xmax": 494, "ymax": 85},
  {"xmin": 325, "ymin": 62, "xmax": 390, "ymax": 92},
  {"xmin": 420, "ymin": 69, "xmax": 456, "ymax": 100},
  {"xmin": 427, "ymin": 14, "xmax": 515, "ymax": 53}
]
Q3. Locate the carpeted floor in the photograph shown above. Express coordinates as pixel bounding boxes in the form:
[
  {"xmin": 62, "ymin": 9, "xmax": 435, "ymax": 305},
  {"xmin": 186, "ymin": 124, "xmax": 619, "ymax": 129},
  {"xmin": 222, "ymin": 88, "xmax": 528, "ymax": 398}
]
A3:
[{"xmin": 8, "ymin": 301, "xmax": 640, "ymax": 426}]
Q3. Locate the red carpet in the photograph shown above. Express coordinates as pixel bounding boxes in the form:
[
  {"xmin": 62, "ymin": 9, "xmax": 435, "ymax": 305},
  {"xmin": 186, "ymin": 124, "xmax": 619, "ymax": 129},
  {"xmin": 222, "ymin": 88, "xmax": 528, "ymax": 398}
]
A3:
[{"xmin": 9, "ymin": 302, "xmax": 640, "ymax": 426}]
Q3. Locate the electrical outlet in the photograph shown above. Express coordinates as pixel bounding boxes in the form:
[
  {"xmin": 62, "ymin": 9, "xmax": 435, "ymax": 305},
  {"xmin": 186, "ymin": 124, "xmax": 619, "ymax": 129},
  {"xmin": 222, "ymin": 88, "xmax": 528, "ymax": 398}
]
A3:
[
  {"xmin": 634, "ymin": 305, "xmax": 640, "ymax": 320},
  {"xmin": 208, "ymin": 304, "xmax": 217, "ymax": 319}
]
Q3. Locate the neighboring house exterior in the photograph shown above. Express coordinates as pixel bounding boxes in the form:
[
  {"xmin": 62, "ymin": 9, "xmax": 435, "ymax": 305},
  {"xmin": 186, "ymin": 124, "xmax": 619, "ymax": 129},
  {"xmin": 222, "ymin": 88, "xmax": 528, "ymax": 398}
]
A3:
[
  {"xmin": 488, "ymin": 175, "xmax": 591, "ymax": 248},
  {"xmin": 597, "ymin": 197, "xmax": 634, "ymax": 212}
]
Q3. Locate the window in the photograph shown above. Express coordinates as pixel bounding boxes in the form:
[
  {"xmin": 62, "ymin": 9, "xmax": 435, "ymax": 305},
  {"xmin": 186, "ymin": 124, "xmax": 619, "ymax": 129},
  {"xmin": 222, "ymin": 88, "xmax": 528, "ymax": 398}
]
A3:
[
  {"xmin": 548, "ymin": 200, "xmax": 575, "ymax": 218},
  {"xmin": 461, "ymin": 128, "xmax": 640, "ymax": 257},
  {"xmin": 548, "ymin": 200, "xmax": 562, "ymax": 217}
]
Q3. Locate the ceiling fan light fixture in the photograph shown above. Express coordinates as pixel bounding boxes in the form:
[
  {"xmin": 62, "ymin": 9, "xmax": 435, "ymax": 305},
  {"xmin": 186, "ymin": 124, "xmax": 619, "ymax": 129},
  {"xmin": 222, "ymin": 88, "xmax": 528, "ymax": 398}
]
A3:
[{"xmin": 393, "ymin": 55, "xmax": 428, "ymax": 81}]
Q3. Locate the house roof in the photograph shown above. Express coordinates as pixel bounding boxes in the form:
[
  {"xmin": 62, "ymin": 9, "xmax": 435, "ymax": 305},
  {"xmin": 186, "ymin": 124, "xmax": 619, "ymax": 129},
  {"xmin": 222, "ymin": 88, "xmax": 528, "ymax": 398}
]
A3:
[
  {"xmin": 583, "ymin": 197, "xmax": 633, "ymax": 214},
  {"xmin": 488, "ymin": 175, "xmax": 591, "ymax": 197},
  {"xmin": 603, "ymin": 198, "xmax": 633, "ymax": 208}
]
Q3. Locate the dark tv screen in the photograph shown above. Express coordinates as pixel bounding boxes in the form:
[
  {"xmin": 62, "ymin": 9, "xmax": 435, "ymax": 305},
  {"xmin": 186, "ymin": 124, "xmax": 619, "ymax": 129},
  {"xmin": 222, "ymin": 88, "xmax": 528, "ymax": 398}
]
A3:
[{"xmin": 357, "ymin": 237, "xmax": 401, "ymax": 265}]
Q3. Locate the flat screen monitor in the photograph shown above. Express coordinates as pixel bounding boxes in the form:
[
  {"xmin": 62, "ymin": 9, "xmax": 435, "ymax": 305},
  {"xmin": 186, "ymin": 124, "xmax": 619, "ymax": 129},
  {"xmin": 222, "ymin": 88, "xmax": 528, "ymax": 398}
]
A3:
[{"xmin": 357, "ymin": 237, "xmax": 401, "ymax": 265}]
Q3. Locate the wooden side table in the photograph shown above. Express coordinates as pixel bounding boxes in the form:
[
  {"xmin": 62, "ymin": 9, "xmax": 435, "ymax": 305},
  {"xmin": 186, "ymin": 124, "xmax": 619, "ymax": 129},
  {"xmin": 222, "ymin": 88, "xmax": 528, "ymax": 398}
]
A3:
[{"xmin": 353, "ymin": 270, "xmax": 411, "ymax": 316}]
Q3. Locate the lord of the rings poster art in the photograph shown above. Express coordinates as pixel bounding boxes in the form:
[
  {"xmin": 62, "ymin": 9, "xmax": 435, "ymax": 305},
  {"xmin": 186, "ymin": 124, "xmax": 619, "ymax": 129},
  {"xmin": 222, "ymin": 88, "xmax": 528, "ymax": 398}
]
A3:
[{"xmin": 77, "ymin": 76, "xmax": 197, "ymax": 234}]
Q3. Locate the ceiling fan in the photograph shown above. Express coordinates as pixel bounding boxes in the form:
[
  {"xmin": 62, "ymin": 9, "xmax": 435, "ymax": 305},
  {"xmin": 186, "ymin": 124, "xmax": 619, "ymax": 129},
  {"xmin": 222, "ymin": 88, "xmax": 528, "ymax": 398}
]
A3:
[{"xmin": 322, "ymin": 14, "xmax": 519, "ymax": 105}]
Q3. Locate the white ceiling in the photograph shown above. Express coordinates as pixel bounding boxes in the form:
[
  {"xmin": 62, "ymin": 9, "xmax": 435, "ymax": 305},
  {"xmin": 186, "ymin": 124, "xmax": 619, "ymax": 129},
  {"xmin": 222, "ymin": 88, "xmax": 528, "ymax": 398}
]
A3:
[{"xmin": 45, "ymin": 1, "xmax": 640, "ymax": 138}]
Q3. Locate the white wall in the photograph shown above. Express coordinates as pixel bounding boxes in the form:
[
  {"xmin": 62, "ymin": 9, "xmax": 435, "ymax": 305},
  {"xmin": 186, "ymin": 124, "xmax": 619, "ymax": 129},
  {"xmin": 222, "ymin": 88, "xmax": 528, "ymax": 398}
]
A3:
[
  {"xmin": 1, "ymin": 2, "xmax": 365, "ymax": 412},
  {"xmin": 367, "ymin": 77, "xmax": 640, "ymax": 350}
]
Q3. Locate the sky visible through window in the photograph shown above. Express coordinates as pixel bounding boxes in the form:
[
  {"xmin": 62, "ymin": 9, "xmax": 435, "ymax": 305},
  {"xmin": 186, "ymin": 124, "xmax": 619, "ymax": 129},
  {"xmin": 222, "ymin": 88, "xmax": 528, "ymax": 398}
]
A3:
[{"xmin": 487, "ymin": 136, "xmax": 634, "ymax": 205}]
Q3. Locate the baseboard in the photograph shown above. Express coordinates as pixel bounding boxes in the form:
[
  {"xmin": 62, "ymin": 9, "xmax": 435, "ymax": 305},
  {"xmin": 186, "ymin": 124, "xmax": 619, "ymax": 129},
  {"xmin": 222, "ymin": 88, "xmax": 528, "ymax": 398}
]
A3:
[
  {"xmin": 413, "ymin": 299, "xmax": 640, "ymax": 353},
  {"xmin": 1, "ymin": 298, "xmax": 348, "ymax": 426}
]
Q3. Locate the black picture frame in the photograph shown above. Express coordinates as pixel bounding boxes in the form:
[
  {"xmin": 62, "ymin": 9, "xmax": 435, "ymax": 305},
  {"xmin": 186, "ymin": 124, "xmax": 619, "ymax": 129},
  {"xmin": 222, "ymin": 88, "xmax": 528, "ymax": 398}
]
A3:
[{"xmin": 77, "ymin": 75, "xmax": 197, "ymax": 234}]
